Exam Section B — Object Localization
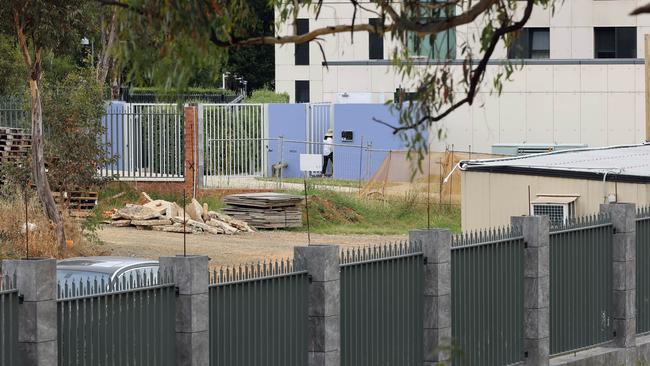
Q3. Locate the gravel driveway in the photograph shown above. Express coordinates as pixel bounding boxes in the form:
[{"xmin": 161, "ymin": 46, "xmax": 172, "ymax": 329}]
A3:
[{"xmin": 97, "ymin": 226, "xmax": 406, "ymax": 268}]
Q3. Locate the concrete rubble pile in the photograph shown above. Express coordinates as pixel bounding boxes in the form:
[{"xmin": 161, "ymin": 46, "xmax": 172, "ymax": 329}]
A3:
[{"xmin": 105, "ymin": 192, "xmax": 255, "ymax": 235}]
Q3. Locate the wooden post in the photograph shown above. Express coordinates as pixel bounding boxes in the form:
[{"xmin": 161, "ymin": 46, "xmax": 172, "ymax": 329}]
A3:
[{"xmin": 645, "ymin": 34, "xmax": 650, "ymax": 142}]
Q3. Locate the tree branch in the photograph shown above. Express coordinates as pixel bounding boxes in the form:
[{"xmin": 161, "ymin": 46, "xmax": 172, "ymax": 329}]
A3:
[{"xmin": 384, "ymin": 0, "xmax": 536, "ymax": 134}]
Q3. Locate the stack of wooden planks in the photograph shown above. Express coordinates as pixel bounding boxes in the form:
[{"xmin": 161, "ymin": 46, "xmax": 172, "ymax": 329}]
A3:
[
  {"xmin": 53, "ymin": 191, "xmax": 99, "ymax": 218},
  {"xmin": 0, "ymin": 127, "xmax": 31, "ymax": 164},
  {"xmin": 222, "ymin": 192, "xmax": 304, "ymax": 229}
]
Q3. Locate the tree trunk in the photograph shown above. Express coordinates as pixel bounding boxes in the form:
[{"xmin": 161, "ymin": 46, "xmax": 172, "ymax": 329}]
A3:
[
  {"xmin": 13, "ymin": 10, "xmax": 67, "ymax": 253},
  {"xmin": 28, "ymin": 71, "xmax": 67, "ymax": 252},
  {"xmin": 96, "ymin": 9, "xmax": 118, "ymax": 85}
]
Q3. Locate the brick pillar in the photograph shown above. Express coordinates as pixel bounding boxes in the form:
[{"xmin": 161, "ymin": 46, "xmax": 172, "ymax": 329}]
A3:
[
  {"xmin": 409, "ymin": 229, "xmax": 451, "ymax": 365},
  {"xmin": 294, "ymin": 245, "xmax": 340, "ymax": 366},
  {"xmin": 184, "ymin": 104, "xmax": 198, "ymax": 197},
  {"xmin": 159, "ymin": 255, "xmax": 209, "ymax": 366},
  {"xmin": 600, "ymin": 203, "xmax": 636, "ymax": 356},
  {"xmin": 511, "ymin": 216, "xmax": 550, "ymax": 366},
  {"xmin": 2, "ymin": 258, "xmax": 57, "ymax": 366}
]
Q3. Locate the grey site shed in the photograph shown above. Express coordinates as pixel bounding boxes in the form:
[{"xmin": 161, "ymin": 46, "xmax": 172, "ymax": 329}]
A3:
[{"xmin": 460, "ymin": 143, "xmax": 650, "ymax": 230}]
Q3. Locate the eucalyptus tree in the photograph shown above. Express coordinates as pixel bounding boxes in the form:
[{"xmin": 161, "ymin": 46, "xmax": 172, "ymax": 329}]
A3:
[{"xmin": 0, "ymin": 1, "xmax": 97, "ymax": 251}]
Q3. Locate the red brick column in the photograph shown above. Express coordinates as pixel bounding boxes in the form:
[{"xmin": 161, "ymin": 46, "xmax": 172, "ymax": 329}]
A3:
[{"xmin": 184, "ymin": 105, "xmax": 198, "ymax": 197}]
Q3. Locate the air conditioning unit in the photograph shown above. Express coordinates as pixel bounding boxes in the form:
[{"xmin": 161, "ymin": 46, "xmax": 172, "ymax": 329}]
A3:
[
  {"xmin": 530, "ymin": 194, "xmax": 579, "ymax": 226},
  {"xmin": 492, "ymin": 143, "xmax": 588, "ymax": 156}
]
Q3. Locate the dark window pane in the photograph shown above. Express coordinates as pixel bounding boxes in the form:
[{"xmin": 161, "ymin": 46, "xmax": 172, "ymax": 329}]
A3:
[
  {"xmin": 616, "ymin": 27, "xmax": 637, "ymax": 58},
  {"xmin": 508, "ymin": 29, "xmax": 530, "ymax": 59},
  {"xmin": 595, "ymin": 27, "xmax": 616, "ymax": 58},
  {"xmin": 530, "ymin": 29, "xmax": 550, "ymax": 59},
  {"xmin": 369, "ymin": 18, "xmax": 384, "ymax": 60},
  {"xmin": 295, "ymin": 80, "xmax": 310, "ymax": 103},
  {"xmin": 295, "ymin": 19, "xmax": 309, "ymax": 65}
]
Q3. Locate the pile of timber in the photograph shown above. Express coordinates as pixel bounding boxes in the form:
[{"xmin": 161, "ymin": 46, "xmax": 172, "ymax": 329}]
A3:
[
  {"xmin": 105, "ymin": 193, "xmax": 254, "ymax": 235},
  {"xmin": 0, "ymin": 127, "xmax": 32, "ymax": 163},
  {"xmin": 0, "ymin": 127, "xmax": 31, "ymax": 164},
  {"xmin": 53, "ymin": 191, "xmax": 98, "ymax": 218},
  {"xmin": 222, "ymin": 192, "xmax": 304, "ymax": 229}
]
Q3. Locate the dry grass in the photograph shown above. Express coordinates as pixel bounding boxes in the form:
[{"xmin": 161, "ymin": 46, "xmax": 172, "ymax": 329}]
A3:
[{"xmin": 0, "ymin": 189, "xmax": 105, "ymax": 260}]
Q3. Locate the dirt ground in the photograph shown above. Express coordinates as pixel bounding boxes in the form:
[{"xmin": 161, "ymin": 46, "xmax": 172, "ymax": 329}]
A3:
[{"xmin": 97, "ymin": 226, "xmax": 406, "ymax": 268}]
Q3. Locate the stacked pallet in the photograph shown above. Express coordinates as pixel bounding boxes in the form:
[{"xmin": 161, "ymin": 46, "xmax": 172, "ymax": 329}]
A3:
[
  {"xmin": 53, "ymin": 191, "xmax": 98, "ymax": 218},
  {"xmin": 0, "ymin": 127, "xmax": 31, "ymax": 164},
  {"xmin": 222, "ymin": 193, "xmax": 304, "ymax": 229}
]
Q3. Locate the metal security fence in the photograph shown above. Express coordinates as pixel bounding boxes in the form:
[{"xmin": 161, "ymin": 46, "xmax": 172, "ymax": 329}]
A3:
[
  {"xmin": 209, "ymin": 259, "xmax": 309, "ymax": 366},
  {"xmin": 0, "ymin": 275, "xmax": 19, "ymax": 366},
  {"xmin": 0, "ymin": 99, "xmax": 29, "ymax": 129},
  {"xmin": 57, "ymin": 271, "xmax": 176, "ymax": 366},
  {"xmin": 101, "ymin": 103, "xmax": 184, "ymax": 180},
  {"xmin": 549, "ymin": 214, "xmax": 613, "ymax": 355},
  {"xmin": 340, "ymin": 241, "xmax": 424, "ymax": 366},
  {"xmin": 201, "ymin": 104, "xmax": 267, "ymax": 187},
  {"xmin": 307, "ymin": 103, "xmax": 332, "ymax": 155},
  {"xmin": 451, "ymin": 227, "xmax": 525, "ymax": 366},
  {"xmin": 637, "ymin": 207, "xmax": 650, "ymax": 334}
]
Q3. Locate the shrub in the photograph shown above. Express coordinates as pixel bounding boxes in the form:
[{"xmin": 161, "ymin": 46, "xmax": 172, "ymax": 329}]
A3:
[{"xmin": 245, "ymin": 88, "xmax": 289, "ymax": 103}]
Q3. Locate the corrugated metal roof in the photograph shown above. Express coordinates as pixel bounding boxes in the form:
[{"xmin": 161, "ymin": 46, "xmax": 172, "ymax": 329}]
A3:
[{"xmin": 460, "ymin": 143, "xmax": 650, "ymax": 183}]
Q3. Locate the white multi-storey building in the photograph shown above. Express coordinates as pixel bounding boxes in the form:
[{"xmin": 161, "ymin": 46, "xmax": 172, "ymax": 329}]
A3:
[{"xmin": 275, "ymin": 1, "xmax": 650, "ymax": 153}]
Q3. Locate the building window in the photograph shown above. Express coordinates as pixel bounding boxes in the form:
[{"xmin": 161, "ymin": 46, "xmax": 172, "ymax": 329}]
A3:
[
  {"xmin": 406, "ymin": 2, "xmax": 456, "ymax": 59},
  {"xmin": 295, "ymin": 19, "xmax": 309, "ymax": 65},
  {"xmin": 507, "ymin": 28, "xmax": 550, "ymax": 59},
  {"xmin": 594, "ymin": 27, "xmax": 636, "ymax": 58},
  {"xmin": 295, "ymin": 80, "xmax": 310, "ymax": 103},
  {"xmin": 369, "ymin": 18, "xmax": 384, "ymax": 60}
]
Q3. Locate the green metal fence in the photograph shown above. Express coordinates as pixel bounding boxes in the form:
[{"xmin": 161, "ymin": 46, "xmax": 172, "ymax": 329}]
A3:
[
  {"xmin": 0, "ymin": 275, "xmax": 19, "ymax": 366},
  {"xmin": 209, "ymin": 259, "xmax": 309, "ymax": 366},
  {"xmin": 57, "ymin": 271, "xmax": 177, "ymax": 366},
  {"xmin": 451, "ymin": 227, "xmax": 524, "ymax": 366},
  {"xmin": 549, "ymin": 214, "xmax": 613, "ymax": 355},
  {"xmin": 340, "ymin": 241, "xmax": 424, "ymax": 366},
  {"xmin": 0, "ymin": 99, "xmax": 29, "ymax": 129},
  {"xmin": 637, "ymin": 207, "xmax": 650, "ymax": 334}
]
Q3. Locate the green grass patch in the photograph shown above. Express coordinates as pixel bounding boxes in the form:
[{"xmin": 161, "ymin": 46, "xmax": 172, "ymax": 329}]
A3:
[{"xmin": 289, "ymin": 189, "xmax": 460, "ymax": 235}]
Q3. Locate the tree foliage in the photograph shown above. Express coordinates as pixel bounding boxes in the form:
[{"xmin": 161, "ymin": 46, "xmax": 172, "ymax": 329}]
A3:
[
  {"xmin": 43, "ymin": 70, "xmax": 115, "ymax": 191},
  {"xmin": 106, "ymin": 0, "xmax": 555, "ymax": 150}
]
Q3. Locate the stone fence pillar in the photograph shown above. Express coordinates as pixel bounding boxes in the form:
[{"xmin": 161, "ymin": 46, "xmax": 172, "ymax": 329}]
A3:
[
  {"xmin": 2, "ymin": 258, "xmax": 57, "ymax": 366},
  {"xmin": 294, "ymin": 245, "xmax": 341, "ymax": 366},
  {"xmin": 601, "ymin": 203, "xmax": 636, "ymax": 361},
  {"xmin": 410, "ymin": 228, "xmax": 451, "ymax": 365},
  {"xmin": 159, "ymin": 255, "xmax": 209, "ymax": 366},
  {"xmin": 511, "ymin": 215, "xmax": 550, "ymax": 366}
]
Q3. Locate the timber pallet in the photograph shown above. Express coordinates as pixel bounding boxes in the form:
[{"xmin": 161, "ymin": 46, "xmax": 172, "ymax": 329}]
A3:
[
  {"xmin": 0, "ymin": 139, "xmax": 31, "ymax": 146},
  {"xmin": 0, "ymin": 127, "xmax": 26, "ymax": 134}
]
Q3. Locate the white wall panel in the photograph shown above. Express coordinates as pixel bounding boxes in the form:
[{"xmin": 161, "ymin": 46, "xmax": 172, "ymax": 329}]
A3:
[
  {"xmin": 606, "ymin": 93, "xmax": 636, "ymax": 146},
  {"xmin": 498, "ymin": 93, "xmax": 526, "ymax": 143},
  {"xmin": 580, "ymin": 93, "xmax": 608, "ymax": 147},
  {"xmin": 525, "ymin": 93, "xmax": 554, "ymax": 143},
  {"xmin": 554, "ymin": 93, "xmax": 581, "ymax": 143}
]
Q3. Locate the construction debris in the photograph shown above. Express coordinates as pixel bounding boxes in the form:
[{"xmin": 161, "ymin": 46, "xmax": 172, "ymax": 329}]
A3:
[
  {"xmin": 106, "ymin": 192, "xmax": 256, "ymax": 235},
  {"xmin": 222, "ymin": 193, "xmax": 304, "ymax": 229}
]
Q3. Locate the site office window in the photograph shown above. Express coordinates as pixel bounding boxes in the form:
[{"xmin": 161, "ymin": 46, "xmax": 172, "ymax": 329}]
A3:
[
  {"xmin": 507, "ymin": 28, "xmax": 550, "ymax": 59},
  {"xmin": 594, "ymin": 27, "xmax": 637, "ymax": 58},
  {"xmin": 406, "ymin": 1, "xmax": 456, "ymax": 60}
]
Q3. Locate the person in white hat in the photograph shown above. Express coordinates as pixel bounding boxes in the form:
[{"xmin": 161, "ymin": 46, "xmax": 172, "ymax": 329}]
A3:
[{"xmin": 321, "ymin": 128, "xmax": 334, "ymax": 177}]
